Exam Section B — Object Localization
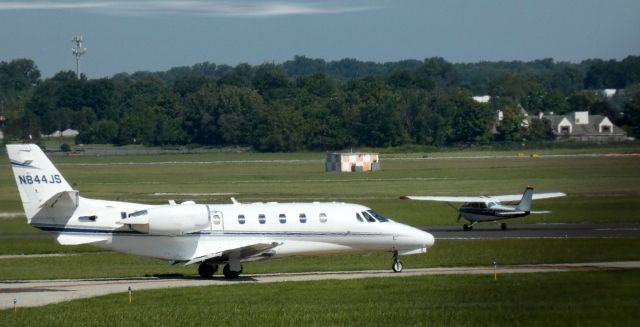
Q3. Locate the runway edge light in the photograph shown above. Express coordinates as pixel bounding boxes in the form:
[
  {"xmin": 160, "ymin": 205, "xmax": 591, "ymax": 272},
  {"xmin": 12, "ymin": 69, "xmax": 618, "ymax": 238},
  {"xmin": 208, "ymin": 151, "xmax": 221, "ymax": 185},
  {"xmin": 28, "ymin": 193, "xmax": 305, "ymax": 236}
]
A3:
[{"xmin": 491, "ymin": 260, "xmax": 497, "ymax": 281}]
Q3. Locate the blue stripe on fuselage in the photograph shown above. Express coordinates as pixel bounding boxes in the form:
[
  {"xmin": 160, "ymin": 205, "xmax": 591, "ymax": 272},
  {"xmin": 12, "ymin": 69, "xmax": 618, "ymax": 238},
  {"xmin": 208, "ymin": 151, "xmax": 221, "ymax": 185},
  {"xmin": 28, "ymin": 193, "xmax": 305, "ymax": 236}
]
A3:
[{"xmin": 32, "ymin": 225, "xmax": 386, "ymax": 237}]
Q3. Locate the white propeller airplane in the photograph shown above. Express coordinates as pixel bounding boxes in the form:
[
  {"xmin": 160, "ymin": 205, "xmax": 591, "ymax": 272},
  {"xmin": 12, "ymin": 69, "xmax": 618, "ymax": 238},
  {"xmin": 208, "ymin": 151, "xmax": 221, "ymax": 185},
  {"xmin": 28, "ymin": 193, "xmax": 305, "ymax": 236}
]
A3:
[
  {"xmin": 400, "ymin": 186, "xmax": 565, "ymax": 231},
  {"xmin": 7, "ymin": 144, "xmax": 434, "ymax": 279}
]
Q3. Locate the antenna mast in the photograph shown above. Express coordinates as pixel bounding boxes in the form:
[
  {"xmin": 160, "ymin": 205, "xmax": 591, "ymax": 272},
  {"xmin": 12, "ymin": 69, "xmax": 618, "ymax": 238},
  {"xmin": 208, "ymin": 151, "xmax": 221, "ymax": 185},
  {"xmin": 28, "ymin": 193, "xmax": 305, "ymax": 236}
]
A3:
[{"xmin": 71, "ymin": 35, "xmax": 87, "ymax": 79}]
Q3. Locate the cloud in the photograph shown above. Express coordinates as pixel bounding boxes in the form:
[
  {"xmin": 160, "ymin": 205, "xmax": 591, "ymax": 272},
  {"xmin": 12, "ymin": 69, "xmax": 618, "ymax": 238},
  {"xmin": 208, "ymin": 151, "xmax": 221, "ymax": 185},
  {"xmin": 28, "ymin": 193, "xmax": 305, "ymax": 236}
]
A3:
[{"xmin": 0, "ymin": 1, "xmax": 378, "ymax": 17}]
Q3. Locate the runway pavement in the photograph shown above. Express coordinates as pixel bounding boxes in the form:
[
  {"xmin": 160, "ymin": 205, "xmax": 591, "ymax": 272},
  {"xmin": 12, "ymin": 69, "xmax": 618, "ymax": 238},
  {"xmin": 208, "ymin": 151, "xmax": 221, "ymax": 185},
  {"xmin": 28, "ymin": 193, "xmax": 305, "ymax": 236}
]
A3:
[
  {"xmin": 422, "ymin": 223, "xmax": 640, "ymax": 240},
  {"xmin": 1, "ymin": 261, "xmax": 638, "ymax": 310}
]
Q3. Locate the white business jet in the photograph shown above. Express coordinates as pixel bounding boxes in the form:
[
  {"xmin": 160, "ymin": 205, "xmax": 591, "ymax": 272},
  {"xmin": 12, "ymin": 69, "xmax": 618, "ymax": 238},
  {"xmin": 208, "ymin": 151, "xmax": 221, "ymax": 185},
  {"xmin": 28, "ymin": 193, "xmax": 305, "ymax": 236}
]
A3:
[{"xmin": 7, "ymin": 144, "xmax": 434, "ymax": 279}]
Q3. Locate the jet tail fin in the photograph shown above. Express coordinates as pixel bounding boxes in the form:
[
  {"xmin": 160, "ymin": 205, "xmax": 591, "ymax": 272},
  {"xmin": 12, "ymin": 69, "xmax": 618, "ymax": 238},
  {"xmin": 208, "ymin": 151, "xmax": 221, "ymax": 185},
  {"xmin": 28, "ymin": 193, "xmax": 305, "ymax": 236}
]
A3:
[
  {"xmin": 516, "ymin": 186, "xmax": 534, "ymax": 212},
  {"xmin": 6, "ymin": 144, "xmax": 76, "ymax": 222}
]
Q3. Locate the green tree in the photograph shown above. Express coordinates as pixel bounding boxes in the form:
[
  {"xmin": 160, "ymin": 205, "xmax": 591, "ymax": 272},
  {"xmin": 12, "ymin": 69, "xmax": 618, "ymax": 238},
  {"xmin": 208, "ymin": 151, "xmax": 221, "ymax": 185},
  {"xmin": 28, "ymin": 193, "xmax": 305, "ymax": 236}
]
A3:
[
  {"xmin": 496, "ymin": 106, "xmax": 525, "ymax": 142},
  {"xmin": 567, "ymin": 90, "xmax": 598, "ymax": 112},
  {"xmin": 622, "ymin": 91, "xmax": 640, "ymax": 137},
  {"xmin": 526, "ymin": 118, "xmax": 555, "ymax": 141},
  {"xmin": 253, "ymin": 102, "xmax": 306, "ymax": 151},
  {"xmin": 450, "ymin": 90, "xmax": 494, "ymax": 144},
  {"xmin": 0, "ymin": 58, "xmax": 40, "ymax": 94},
  {"xmin": 252, "ymin": 64, "xmax": 290, "ymax": 100},
  {"xmin": 216, "ymin": 86, "xmax": 264, "ymax": 145},
  {"xmin": 77, "ymin": 120, "xmax": 119, "ymax": 144}
]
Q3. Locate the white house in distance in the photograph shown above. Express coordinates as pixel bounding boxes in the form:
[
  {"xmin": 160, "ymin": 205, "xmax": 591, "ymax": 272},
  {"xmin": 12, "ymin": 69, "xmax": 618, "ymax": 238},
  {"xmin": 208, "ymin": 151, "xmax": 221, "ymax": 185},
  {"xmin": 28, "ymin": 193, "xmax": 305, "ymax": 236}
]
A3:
[
  {"xmin": 325, "ymin": 152, "xmax": 381, "ymax": 172},
  {"xmin": 534, "ymin": 111, "xmax": 627, "ymax": 143}
]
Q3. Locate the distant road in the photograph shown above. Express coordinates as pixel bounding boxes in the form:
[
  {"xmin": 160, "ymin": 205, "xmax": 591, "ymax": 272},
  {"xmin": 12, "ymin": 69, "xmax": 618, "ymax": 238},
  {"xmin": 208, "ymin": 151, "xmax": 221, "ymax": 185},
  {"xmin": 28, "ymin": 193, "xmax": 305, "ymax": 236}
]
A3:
[
  {"xmin": 1, "ymin": 261, "xmax": 638, "ymax": 309},
  {"xmin": 423, "ymin": 223, "xmax": 640, "ymax": 240}
]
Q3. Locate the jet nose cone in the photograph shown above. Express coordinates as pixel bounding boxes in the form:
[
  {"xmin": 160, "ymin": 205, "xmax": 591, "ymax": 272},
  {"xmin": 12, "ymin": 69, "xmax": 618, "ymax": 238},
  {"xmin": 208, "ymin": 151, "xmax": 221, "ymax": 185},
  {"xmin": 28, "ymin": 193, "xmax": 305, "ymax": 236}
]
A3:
[{"xmin": 423, "ymin": 231, "xmax": 435, "ymax": 247}]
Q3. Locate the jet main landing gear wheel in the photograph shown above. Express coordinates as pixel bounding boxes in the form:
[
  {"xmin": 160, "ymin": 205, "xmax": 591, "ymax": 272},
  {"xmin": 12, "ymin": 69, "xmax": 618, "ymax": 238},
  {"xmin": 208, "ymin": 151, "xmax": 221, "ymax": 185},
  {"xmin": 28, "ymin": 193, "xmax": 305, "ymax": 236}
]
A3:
[
  {"xmin": 501, "ymin": 223, "xmax": 507, "ymax": 230},
  {"xmin": 463, "ymin": 224, "xmax": 473, "ymax": 231},
  {"xmin": 223, "ymin": 263, "xmax": 243, "ymax": 279},
  {"xmin": 198, "ymin": 263, "xmax": 218, "ymax": 278}
]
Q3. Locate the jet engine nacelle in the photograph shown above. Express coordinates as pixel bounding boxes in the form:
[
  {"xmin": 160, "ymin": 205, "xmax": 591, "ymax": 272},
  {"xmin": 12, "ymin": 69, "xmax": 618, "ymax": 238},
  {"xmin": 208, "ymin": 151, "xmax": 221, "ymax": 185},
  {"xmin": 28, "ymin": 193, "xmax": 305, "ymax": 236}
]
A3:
[{"xmin": 127, "ymin": 204, "xmax": 210, "ymax": 236}]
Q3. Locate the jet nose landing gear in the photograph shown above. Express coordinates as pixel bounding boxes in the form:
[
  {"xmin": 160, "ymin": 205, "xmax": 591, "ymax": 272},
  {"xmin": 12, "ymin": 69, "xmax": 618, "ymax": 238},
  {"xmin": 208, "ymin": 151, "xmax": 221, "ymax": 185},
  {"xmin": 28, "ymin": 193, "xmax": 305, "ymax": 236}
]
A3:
[{"xmin": 392, "ymin": 251, "xmax": 403, "ymax": 273}]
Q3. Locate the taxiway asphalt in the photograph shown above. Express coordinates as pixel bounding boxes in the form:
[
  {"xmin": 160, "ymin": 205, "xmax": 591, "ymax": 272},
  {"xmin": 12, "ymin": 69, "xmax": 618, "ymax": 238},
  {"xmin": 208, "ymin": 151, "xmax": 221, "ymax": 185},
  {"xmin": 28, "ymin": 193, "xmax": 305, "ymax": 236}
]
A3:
[{"xmin": 423, "ymin": 223, "xmax": 640, "ymax": 240}]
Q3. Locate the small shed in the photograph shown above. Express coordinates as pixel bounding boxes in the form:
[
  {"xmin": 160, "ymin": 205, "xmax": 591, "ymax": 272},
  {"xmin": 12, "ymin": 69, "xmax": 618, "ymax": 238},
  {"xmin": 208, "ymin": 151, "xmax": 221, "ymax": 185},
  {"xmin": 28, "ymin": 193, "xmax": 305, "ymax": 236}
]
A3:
[{"xmin": 325, "ymin": 152, "xmax": 381, "ymax": 172}]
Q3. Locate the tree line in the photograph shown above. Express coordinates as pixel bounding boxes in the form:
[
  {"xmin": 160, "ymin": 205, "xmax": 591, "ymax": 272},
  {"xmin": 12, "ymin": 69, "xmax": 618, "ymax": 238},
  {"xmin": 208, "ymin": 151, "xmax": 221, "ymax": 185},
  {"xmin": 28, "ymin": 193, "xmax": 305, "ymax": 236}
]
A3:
[{"xmin": 1, "ymin": 56, "xmax": 640, "ymax": 151}]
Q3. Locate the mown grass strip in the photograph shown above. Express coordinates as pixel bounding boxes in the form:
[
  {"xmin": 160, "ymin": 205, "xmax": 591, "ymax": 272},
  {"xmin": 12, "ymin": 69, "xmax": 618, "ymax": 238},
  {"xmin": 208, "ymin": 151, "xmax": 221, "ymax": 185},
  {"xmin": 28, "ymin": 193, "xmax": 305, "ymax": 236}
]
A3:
[{"xmin": 1, "ymin": 269, "xmax": 638, "ymax": 326}]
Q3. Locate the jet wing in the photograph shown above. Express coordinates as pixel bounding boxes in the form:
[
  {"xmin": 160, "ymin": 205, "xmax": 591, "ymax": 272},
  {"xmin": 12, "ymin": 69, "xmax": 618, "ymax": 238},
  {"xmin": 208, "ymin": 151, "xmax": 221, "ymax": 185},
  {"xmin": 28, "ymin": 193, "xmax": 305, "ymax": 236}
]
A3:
[
  {"xmin": 184, "ymin": 242, "xmax": 281, "ymax": 265},
  {"xmin": 400, "ymin": 195, "xmax": 488, "ymax": 202},
  {"xmin": 492, "ymin": 192, "xmax": 566, "ymax": 202}
]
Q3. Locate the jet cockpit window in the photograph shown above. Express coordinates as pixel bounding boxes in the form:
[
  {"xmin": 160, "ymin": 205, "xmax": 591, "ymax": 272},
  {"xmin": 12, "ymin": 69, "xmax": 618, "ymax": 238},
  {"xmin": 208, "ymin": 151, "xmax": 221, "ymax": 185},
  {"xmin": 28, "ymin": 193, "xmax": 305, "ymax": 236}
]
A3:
[
  {"xmin": 238, "ymin": 214, "xmax": 246, "ymax": 224},
  {"xmin": 279, "ymin": 214, "xmax": 286, "ymax": 224},
  {"xmin": 299, "ymin": 213, "xmax": 307, "ymax": 223},
  {"xmin": 367, "ymin": 210, "xmax": 389, "ymax": 222},
  {"xmin": 128, "ymin": 210, "xmax": 148, "ymax": 218},
  {"xmin": 356, "ymin": 213, "xmax": 364, "ymax": 222},
  {"xmin": 319, "ymin": 213, "xmax": 327, "ymax": 223},
  {"xmin": 258, "ymin": 214, "xmax": 266, "ymax": 224},
  {"xmin": 362, "ymin": 211, "xmax": 376, "ymax": 223},
  {"xmin": 487, "ymin": 202, "xmax": 496, "ymax": 208}
]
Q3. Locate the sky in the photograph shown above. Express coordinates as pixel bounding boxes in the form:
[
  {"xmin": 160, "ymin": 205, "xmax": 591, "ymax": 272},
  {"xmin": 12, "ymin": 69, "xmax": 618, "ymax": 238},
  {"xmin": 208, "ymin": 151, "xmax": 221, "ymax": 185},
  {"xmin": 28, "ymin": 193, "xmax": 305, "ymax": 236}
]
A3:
[{"xmin": 0, "ymin": 0, "xmax": 639, "ymax": 78}]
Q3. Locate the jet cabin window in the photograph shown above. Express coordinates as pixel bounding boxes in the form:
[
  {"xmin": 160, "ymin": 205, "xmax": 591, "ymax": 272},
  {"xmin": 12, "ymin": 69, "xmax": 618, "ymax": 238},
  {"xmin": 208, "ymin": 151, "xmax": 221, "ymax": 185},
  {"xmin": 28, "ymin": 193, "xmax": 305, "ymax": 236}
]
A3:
[
  {"xmin": 258, "ymin": 214, "xmax": 266, "ymax": 224},
  {"xmin": 319, "ymin": 213, "xmax": 327, "ymax": 223},
  {"xmin": 279, "ymin": 214, "xmax": 286, "ymax": 224},
  {"xmin": 212, "ymin": 214, "xmax": 221, "ymax": 225},
  {"xmin": 238, "ymin": 214, "xmax": 246, "ymax": 225},
  {"xmin": 299, "ymin": 213, "xmax": 307, "ymax": 223}
]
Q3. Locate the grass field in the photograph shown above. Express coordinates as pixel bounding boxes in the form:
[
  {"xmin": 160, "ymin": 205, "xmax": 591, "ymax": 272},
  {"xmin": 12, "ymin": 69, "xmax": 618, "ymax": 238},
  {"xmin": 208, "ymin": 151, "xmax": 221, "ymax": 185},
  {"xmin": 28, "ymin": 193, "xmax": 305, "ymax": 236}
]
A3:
[
  {"xmin": 1, "ymin": 149, "xmax": 640, "ymax": 226},
  {"xmin": 2, "ymin": 270, "xmax": 639, "ymax": 326}
]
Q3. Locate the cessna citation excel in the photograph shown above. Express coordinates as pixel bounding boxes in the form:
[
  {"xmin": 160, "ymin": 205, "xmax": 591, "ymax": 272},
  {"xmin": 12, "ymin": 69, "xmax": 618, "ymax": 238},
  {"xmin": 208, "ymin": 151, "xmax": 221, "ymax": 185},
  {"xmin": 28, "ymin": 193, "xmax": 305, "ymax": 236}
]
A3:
[{"xmin": 7, "ymin": 144, "xmax": 434, "ymax": 279}]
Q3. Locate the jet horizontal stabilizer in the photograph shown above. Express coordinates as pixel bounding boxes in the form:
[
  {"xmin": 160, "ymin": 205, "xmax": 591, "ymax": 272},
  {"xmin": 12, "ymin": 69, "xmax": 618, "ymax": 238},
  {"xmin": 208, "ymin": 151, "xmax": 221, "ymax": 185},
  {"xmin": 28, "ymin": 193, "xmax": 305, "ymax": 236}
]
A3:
[{"xmin": 41, "ymin": 190, "xmax": 79, "ymax": 209}]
